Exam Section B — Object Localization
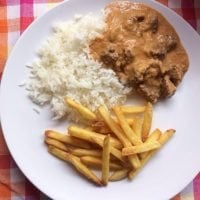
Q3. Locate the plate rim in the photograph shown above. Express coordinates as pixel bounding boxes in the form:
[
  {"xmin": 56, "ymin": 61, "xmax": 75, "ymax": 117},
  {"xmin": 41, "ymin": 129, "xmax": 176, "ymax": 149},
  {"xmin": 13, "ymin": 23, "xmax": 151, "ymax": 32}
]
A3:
[{"xmin": 0, "ymin": 0, "xmax": 200, "ymax": 199}]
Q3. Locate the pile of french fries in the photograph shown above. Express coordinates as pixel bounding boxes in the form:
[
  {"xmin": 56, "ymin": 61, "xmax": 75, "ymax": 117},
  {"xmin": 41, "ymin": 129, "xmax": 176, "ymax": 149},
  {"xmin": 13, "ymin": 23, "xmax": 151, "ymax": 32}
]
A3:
[{"xmin": 45, "ymin": 97, "xmax": 175, "ymax": 186}]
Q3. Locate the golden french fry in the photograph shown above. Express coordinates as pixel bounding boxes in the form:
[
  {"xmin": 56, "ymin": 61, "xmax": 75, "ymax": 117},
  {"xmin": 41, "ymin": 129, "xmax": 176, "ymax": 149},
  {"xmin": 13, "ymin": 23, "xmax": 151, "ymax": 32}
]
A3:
[
  {"xmin": 91, "ymin": 136, "xmax": 126, "ymax": 163},
  {"xmin": 93, "ymin": 112, "xmax": 141, "ymax": 169},
  {"xmin": 128, "ymin": 155, "xmax": 141, "ymax": 169},
  {"xmin": 65, "ymin": 97, "xmax": 97, "ymax": 120},
  {"xmin": 128, "ymin": 129, "xmax": 175, "ymax": 179},
  {"xmin": 122, "ymin": 141, "xmax": 161, "ymax": 156},
  {"xmin": 98, "ymin": 106, "xmax": 131, "ymax": 147},
  {"xmin": 91, "ymin": 120, "xmax": 141, "ymax": 169},
  {"xmin": 68, "ymin": 126, "xmax": 123, "ymax": 149},
  {"xmin": 112, "ymin": 116, "xmax": 135, "ymax": 126},
  {"xmin": 142, "ymin": 102, "xmax": 153, "ymax": 142},
  {"xmin": 80, "ymin": 156, "xmax": 122, "ymax": 170},
  {"xmin": 45, "ymin": 138, "xmax": 70, "ymax": 152},
  {"xmin": 69, "ymin": 148, "xmax": 102, "ymax": 157},
  {"xmin": 113, "ymin": 106, "xmax": 142, "ymax": 146},
  {"xmin": 109, "ymin": 169, "xmax": 129, "ymax": 181},
  {"xmin": 114, "ymin": 108, "xmax": 143, "ymax": 168},
  {"xmin": 146, "ymin": 129, "xmax": 162, "ymax": 142},
  {"xmin": 140, "ymin": 129, "xmax": 161, "ymax": 159},
  {"xmin": 132, "ymin": 117, "xmax": 143, "ymax": 140},
  {"xmin": 102, "ymin": 135, "xmax": 111, "ymax": 185},
  {"xmin": 48, "ymin": 146, "xmax": 102, "ymax": 185},
  {"xmin": 159, "ymin": 129, "xmax": 176, "ymax": 145},
  {"xmin": 121, "ymin": 106, "xmax": 146, "ymax": 114},
  {"xmin": 45, "ymin": 130, "xmax": 91, "ymax": 149}
]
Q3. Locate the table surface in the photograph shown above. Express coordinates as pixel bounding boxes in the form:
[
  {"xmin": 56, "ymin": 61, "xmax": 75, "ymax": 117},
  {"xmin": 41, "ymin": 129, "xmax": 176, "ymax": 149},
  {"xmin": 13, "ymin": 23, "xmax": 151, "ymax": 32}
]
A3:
[{"xmin": 0, "ymin": 0, "xmax": 200, "ymax": 199}]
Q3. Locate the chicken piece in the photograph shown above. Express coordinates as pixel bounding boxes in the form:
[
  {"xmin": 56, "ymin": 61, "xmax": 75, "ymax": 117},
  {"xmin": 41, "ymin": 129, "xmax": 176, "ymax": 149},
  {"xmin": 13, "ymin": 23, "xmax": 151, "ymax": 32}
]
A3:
[
  {"xmin": 137, "ymin": 84, "xmax": 161, "ymax": 103},
  {"xmin": 164, "ymin": 64, "xmax": 184, "ymax": 85},
  {"xmin": 128, "ymin": 59, "xmax": 162, "ymax": 83},
  {"xmin": 139, "ymin": 12, "xmax": 158, "ymax": 33},
  {"xmin": 129, "ymin": 59, "xmax": 162, "ymax": 103},
  {"xmin": 144, "ymin": 34, "xmax": 178, "ymax": 60},
  {"xmin": 161, "ymin": 75, "xmax": 176, "ymax": 98},
  {"xmin": 124, "ymin": 8, "xmax": 158, "ymax": 36},
  {"xmin": 100, "ymin": 44, "xmax": 134, "ymax": 72},
  {"xmin": 131, "ymin": 58, "xmax": 190, "ymax": 102},
  {"xmin": 129, "ymin": 60, "xmax": 183, "ymax": 102}
]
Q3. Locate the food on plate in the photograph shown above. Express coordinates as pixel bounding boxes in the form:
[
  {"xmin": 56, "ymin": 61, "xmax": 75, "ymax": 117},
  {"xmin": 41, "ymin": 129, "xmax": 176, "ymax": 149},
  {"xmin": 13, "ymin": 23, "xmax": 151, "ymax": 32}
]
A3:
[
  {"xmin": 91, "ymin": 136, "xmax": 126, "ymax": 163},
  {"xmin": 132, "ymin": 117, "xmax": 143, "ymax": 139},
  {"xmin": 26, "ymin": 14, "xmax": 130, "ymax": 120},
  {"xmin": 67, "ymin": 149, "xmax": 102, "ymax": 158},
  {"xmin": 142, "ymin": 102, "xmax": 153, "ymax": 141},
  {"xmin": 26, "ymin": 1, "xmax": 189, "ymax": 121},
  {"xmin": 109, "ymin": 169, "xmax": 129, "ymax": 181},
  {"xmin": 48, "ymin": 146, "xmax": 102, "ymax": 185},
  {"xmin": 45, "ymin": 101, "xmax": 175, "ymax": 185},
  {"xmin": 140, "ymin": 129, "xmax": 161, "ymax": 159},
  {"xmin": 122, "ymin": 141, "xmax": 161, "ymax": 156},
  {"xmin": 25, "ymin": 0, "xmax": 178, "ymax": 187},
  {"xmin": 65, "ymin": 97, "xmax": 97, "ymax": 121},
  {"xmin": 98, "ymin": 105, "xmax": 141, "ymax": 169},
  {"xmin": 90, "ymin": 1, "xmax": 189, "ymax": 103},
  {"xmin": 120, "ymin": 106, "xmax": 146, "ymax": 114},
  {"xmin": 45, "ymin": 130, "xmax": 91, "ymax": 149},
  {"xmin": 113, "ymin": 106, "xmax": 142, "ymax": 145},
  {"xmin": 98, "ymin": 105, "xmax": 132, "ymax": 147},
  {"xmin": 68, "ymin": 125, "xmax": 123, "ymax": 150},
  {"xmin": 128, "ymin": 129, "xmax": 175, "ymax": 179},
  {"xmin": 80, "ymin": 156, "xmax": 122, "ymax": 170},
  {"xmin": 102, "ymin": 135, "xmax": 111, "ymax": 185}
]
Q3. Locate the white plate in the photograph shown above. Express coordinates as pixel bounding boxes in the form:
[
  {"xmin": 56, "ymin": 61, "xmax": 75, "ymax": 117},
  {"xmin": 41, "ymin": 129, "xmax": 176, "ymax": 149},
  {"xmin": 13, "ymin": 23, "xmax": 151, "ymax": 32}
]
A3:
[{"xmin": 1, "ymin": 0, "xmax": 200, "ymax": 199}]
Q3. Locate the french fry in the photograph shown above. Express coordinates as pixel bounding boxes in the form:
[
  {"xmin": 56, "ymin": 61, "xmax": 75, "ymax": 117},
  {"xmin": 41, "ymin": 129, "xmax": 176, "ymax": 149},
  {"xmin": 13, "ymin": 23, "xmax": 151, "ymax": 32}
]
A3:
[
  {"xmin": 45, "ymin": 130, "xmax": 91, "ymax": 149},
  {"xmin": 91, "ymin": 136, "xmax": 126, "ymax": 163},
  {"xmin": 45, "ymin": 100, "xmax": 175, "ymax": 185},
  {"xmin": 128, "ymin": 129, "xmax": 175, "ymax": 179},
  {"xmin": 112, "ymin": 116, "xmax": 135, "ymax": 126},
  {"xmin": 98, "ymin": 106, "xmax": 131, "ymax": 147},
  {"xmin": 98, "ymin": 106, "xmax": 141, "ymax": 168},
  {"xmin": 121, "ymin": 106, "xmax": 146, "ymax": 114},
  {"xmin": 68, "ymin": 126, "xmax": 123, "ymax": 149},
  {"xmin": 80, "ymin": 156, "xmax": 122, "ymax": 170},
  {"xmin": 142, "ymin": 102, "xmax": 153, "ymax": 142},
  {"xmin": 48, "ymin": 146, "xmax": 102, "ymax": 185},
  {"xmin": 132, "ymin": 117, "xmax": 143, "ymax": 140},
  {"xmin": 45, "ymin": 138, "xmax": 70, "ymax": 152},
  {"xmin": 128, "ymin": 155, "xmax": 141, "ymax": 169},
  {"xmin": 109, "ymin": 169, "xmax": 129, "ymax": 181},
  {"xmin": 140, "ymin": 129, "xmax": 161, "ymax": 159},
  {"xmin": 69, "ymin": 148, "xmax": 102, "ymax": 157},
  {"xmin": 102, "ymin": 135, "xmax": 111, "ymax": 185},
  {"xmin": 122, "ymin": 141, "xmax": 161, "ymax": 156},
  {"xmin": 113, "ymin": 106, "xmax": 142, "ymax": 146},
  {"xmin": 146, "ymin": 129, "xmax": 162, "ymax": 142},
  {"xmin": 65, "ymin": 97, "xmax": 97, "ymax": 121},
  {"xmin": 159, "ymin": 129, "xmax": 176, "ymax": 145},
  {"xmin": 112, "ymin": 107, "xmax": 142, "ymax": 168}
]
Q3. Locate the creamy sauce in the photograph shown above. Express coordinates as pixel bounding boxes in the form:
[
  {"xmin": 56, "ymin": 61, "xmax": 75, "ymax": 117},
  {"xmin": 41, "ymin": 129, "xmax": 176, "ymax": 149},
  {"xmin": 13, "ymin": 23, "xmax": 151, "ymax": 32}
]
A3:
[{"xmin": 90, "ymin": 1, "xmax": 189, "ymax": 103}]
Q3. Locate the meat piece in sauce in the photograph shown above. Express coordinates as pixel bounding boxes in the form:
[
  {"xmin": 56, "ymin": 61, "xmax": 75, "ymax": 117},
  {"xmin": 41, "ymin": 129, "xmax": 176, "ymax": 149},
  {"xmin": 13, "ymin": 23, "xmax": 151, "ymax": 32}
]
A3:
[
  {"xmin": 89, "ymin": 1, "xmax": 189, "ymax": 103},
  {"xmin": 144, "ymin": 34, "xmax": 178, "ymax": 60},
  {"xmin": 100, "ymin": 43, "xmax": 134, "ymax": 72},
  {"xmin": 124, "ymin": 9, "xmax": 158, "ymax": 36}
]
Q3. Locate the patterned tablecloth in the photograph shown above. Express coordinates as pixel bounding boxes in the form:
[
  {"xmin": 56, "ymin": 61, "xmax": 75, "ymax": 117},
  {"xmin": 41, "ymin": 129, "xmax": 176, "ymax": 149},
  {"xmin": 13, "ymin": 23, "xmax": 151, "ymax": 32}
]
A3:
[{"xmin": 0, "ymin": 0, "xmax": 200, "ymax": 199}]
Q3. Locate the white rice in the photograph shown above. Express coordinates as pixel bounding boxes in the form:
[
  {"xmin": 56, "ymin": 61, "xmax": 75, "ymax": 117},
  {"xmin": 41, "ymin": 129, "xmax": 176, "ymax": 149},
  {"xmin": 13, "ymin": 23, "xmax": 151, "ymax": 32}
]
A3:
[{"xmin": 26, "ymin": 14, "xmax": 130, "ymax": 120}]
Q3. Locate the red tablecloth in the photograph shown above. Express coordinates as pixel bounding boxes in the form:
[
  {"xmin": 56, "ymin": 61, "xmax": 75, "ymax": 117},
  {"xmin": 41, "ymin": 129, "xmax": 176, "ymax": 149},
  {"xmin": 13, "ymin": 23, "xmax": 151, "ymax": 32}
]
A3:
[{"xmin": 0, "ymin": 0, "xmax": 200, "ymax": 199}]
